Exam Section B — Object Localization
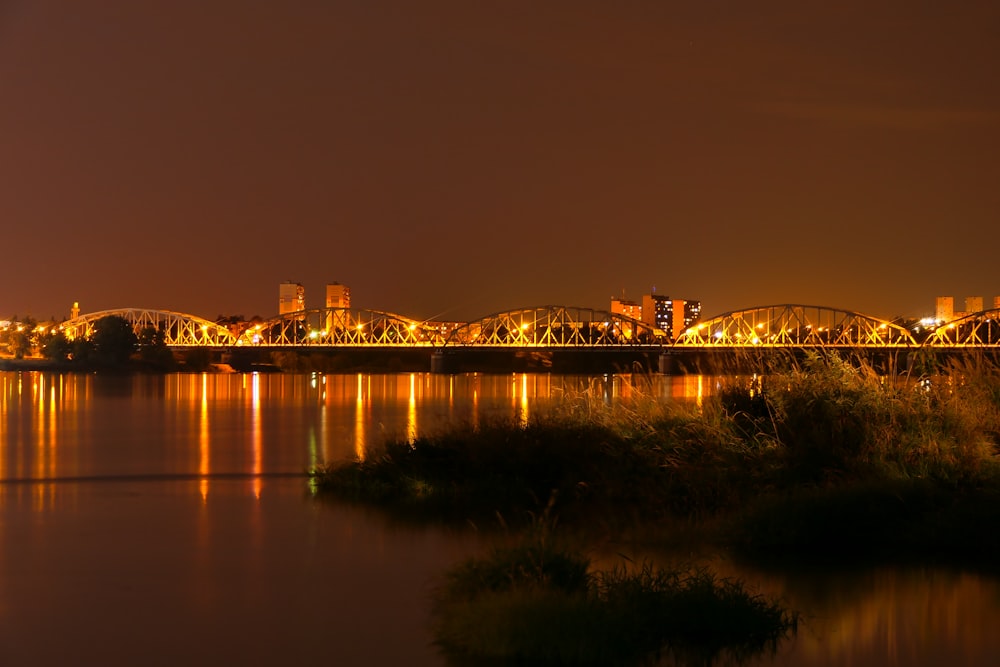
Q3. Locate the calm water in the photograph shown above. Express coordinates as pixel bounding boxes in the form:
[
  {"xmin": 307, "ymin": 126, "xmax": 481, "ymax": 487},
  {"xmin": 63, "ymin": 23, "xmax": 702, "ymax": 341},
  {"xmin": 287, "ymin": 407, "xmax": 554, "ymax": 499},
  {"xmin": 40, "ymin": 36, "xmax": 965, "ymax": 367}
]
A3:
[{"xmin": 1, "ymin": 371, "xmax": 999, "ymax": 666}]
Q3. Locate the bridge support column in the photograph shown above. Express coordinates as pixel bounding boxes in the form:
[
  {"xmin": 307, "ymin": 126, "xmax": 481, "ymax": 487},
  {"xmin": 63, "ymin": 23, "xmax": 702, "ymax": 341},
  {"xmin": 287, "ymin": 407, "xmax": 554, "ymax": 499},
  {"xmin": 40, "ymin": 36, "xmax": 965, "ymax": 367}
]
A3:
[
  {"xmin": 431, "ymin": 350, "xmax": 455, "ymax": 374},
  {"xmin": 658, "ymin": 350, "xmax": 683, "ymax": 375}
]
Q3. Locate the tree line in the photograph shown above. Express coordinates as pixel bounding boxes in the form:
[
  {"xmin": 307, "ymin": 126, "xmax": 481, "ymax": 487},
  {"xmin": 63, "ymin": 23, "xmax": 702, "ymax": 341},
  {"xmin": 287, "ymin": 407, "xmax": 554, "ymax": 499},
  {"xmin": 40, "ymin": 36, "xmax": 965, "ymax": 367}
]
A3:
[{"xmin": 2, "ymin": 315, "xmax": 177, "ymax": 369}]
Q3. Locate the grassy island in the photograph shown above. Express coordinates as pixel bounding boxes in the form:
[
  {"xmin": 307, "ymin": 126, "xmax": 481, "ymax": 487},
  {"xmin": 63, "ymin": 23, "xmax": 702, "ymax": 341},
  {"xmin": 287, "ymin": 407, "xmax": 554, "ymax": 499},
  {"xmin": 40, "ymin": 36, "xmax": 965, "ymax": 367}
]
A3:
[{"xmin": 432, "ymin": 524, "xmax": 797, "ymax": 666}]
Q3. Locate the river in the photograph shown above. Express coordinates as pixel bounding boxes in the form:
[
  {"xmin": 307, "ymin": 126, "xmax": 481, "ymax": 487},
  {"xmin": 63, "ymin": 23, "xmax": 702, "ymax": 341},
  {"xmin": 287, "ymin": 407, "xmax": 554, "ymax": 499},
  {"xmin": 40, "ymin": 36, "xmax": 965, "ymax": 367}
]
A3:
[{"xmin": 1, "ymin": 371, "xmax": 998, "ymax": 666}]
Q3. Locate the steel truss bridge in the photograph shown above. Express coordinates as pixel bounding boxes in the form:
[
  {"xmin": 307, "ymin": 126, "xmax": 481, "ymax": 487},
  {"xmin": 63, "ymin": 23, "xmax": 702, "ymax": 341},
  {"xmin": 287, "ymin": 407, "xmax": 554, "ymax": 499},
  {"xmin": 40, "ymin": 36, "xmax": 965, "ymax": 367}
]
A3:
[
  {"xmin": 446, "ymin": 306, "xmax": 660, "ymax": 347},
  {"xmin": 675, "ymin": 305, "xmax": 917, "ymax": 348},
  {"xmin": 675, "ymin": 304, "xmax": 1000, "ymax": 349},
  {"xmin": 54, "ymin": 304, "xmax": 1000, "ymax": 350},
  {"xmin": 58, "ymin": 309, "xmax": 238, "ymax": 347}
]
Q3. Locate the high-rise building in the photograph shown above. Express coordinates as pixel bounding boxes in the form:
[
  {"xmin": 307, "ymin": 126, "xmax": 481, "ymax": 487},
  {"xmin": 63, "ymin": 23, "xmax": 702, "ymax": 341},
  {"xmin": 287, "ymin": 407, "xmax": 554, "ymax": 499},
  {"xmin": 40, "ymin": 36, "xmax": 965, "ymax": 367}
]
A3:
[
  {"xmin": 326, "ymin": 283, "xmax": 351, "ymax": 309},
  {"xmin": 641, "ymin": 294, "xmax": 671, "ymax": 335},
  {"xmin": 678, "ymin": 299, "xmax": 702, "ymax": 335},
  {"xmin": 994, "ymin": 296, "xmax": 1000, "ymax": 311},
  {"xmin": 966, "ymin": 296, "xmax": 984, "ymax": 314},
  {"xmin": 279, "ymin": 281, "xmax": 305, "ymax": 315},
  {"xmin": 610, "ymin": 298, "xmax": 641, "ymax": 320},
  {"xmin": 935, "ymin": 296, "xmax": 954, "ymax": 323},
  {"xmin": 641, "ymin": 294, "xmax": 701, "ymax": 339}
]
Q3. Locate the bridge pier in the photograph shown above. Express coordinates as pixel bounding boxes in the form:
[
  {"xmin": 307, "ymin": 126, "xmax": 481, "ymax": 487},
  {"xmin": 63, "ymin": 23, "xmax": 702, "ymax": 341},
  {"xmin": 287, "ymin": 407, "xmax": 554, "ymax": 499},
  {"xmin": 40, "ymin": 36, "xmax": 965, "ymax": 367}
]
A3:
[
  {"xmin": 658, "ymin": 350, "xmax": 683, "ymax": 375},
  {"xmin": 431, "ymin": 350, "xmax": 456, "ymax": 374}
]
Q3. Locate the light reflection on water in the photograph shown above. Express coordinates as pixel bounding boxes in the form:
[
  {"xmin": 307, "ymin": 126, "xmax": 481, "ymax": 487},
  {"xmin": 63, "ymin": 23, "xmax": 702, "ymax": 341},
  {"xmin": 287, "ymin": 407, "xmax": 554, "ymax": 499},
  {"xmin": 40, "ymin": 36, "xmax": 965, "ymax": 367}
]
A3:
[
  {"xmin": 2, "ymin": 371, "xmax": 1000, "ymax": 666},
  {"xmin": 597, "ymin": 544, "xmax": 1000, "ymax": 667},
  {"xmin": 0, "ymin": 371, "xmax": 713, "ymax": 487}
]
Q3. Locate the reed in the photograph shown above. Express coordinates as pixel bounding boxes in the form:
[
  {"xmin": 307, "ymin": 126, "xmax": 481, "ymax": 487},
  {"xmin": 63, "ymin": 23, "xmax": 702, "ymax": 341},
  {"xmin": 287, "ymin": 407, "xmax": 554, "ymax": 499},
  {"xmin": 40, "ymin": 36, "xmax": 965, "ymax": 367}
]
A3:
[{"xmin": 756, "ymin": 353, "xmax": 1000, "ymax": 485}]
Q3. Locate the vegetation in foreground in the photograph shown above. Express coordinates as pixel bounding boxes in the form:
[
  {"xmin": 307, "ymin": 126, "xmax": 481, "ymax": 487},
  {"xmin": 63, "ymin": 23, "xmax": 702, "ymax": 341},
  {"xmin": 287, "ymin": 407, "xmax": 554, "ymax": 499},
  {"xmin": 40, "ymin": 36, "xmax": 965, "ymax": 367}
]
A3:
[
  {"xmin": 314, "ymin": 353, "xmax": 1000, "ymax": 564},
  {"xmin": 433, "ymin": 527, "xmax": 797, "ymax": 666}
]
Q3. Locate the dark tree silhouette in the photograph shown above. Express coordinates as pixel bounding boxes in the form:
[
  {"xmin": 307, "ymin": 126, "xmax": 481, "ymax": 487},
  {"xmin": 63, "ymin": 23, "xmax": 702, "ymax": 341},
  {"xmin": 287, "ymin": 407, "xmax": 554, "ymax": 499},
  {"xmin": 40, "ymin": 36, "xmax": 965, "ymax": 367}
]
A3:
[
  {"xmin": 138, "ymin": 325, "xmax": 175, "ymax": 369},
  {"xmin": 40, "ymin": 331, "xmax": 72, "ymax": 361},
  {"xmin": 91, "ymin": 315, "xmax": 138, "ymax": 366}
]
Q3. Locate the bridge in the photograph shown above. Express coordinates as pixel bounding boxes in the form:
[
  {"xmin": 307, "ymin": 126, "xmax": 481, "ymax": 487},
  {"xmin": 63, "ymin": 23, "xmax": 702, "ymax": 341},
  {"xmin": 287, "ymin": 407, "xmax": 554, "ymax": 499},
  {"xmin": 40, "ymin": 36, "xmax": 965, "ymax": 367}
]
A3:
[
  {"xmin": 58, "ymin": 308, "xmax": 239, "ymax": 347},
  {"xmin": 923, "ymin": 309, "xmax": 1000, "ymax": 347},
  {"xmin": 673, "ymin": 305, "xmax": 919, "ymax": 348},
  {"xmin": 445, "ymin": 306, "xmax": 661, "ymax": 347},
  {"xmin": 54, "ymin": 304, "xmax": 1000, "ymax": 350},
  {"xmin": 237, "ymin": 308, "xmax": 443, "ymax": 346}
]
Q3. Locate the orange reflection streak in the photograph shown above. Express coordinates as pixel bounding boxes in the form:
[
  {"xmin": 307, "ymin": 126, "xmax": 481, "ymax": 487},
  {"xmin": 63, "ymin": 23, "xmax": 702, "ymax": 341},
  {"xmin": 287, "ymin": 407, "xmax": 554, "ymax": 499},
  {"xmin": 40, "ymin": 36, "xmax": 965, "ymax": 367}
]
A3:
[
  {"xmin": 448, "ymin": 375, "xmax": 455, "ymax": 420},
  {"xmin": 672, "ymin": 375, "xmax": 708, "ymax": 404},
  {"xmin": 251, "ymin": 373, "xmax": 262, "ymax": 499},
  {"xmin": 354, "ymin": 374, "xmax": 366, "ymax": 460},
  {"xmin": 510, "ymin": 374, "xmax": 517, "ymax": 417},
  {"xmin": 406, "ymin": 373, "xmax": 417, "ymax": 443},
  {"xmin": 519, "ymin": 373, "xmax": 529, "ymax": 427},
  {"xmin": 0, "ymin": 375, "xmax": 6, "ymax": 481},
  {"xmin": 36, "ymin": 375, "xmax": 45, "ymax": 484},
  {"xmin": 35, "ymin": 374, "xmax": 57, "ymax": 509},
  {"xmin": 313, "ymin": 376, "xmax": 325, "ymax": 470},
  {"xmin": 471, "ymin": 375, "xmax": 479, "ymax": 429},
  {"xmin": 13, "ymin": 375, "xmax": 24, "ymax": 481},
  {"xmin": 619, "ymin": 375, "xmax": 634, "ymax": 401},
  {"xmin": 47, "ymin": 382, "xmax": 57, "ymax": 496},
  {"xmin": 199, "ymin": 374, "xmax": 209, "ymax": 502}
]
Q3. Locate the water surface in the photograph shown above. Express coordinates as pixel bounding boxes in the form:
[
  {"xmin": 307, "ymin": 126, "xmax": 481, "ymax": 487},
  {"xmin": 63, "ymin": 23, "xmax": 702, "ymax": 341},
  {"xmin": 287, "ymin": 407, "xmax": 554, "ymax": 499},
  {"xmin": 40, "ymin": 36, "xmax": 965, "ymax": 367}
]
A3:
[{"xmin": 1, "ymin": 371, "xmax": 999, "ymax": 666}]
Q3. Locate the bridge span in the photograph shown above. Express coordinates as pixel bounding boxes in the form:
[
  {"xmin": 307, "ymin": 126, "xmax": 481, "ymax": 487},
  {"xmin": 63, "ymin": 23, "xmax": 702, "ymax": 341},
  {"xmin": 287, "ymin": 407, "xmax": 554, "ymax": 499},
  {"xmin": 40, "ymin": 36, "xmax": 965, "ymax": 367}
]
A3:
[{"xmin": 674, "ymin": 305, "xmax": 918, "ymax": 348}]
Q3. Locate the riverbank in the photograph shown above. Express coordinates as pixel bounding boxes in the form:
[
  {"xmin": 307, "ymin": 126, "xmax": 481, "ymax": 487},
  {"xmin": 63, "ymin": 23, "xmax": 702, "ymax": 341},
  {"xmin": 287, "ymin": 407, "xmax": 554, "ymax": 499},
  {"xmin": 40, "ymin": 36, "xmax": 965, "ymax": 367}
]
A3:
[{"xmin": 0, "ymin": 357, "xmax": 75, "ymax": 371}]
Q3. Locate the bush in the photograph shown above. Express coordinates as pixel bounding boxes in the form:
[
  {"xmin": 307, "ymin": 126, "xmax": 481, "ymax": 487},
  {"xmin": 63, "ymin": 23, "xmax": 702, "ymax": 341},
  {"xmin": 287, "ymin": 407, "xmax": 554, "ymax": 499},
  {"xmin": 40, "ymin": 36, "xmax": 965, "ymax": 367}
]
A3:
[{"xmin": 433, "ymin": 538, "xmax": 797, "ymax": 666}]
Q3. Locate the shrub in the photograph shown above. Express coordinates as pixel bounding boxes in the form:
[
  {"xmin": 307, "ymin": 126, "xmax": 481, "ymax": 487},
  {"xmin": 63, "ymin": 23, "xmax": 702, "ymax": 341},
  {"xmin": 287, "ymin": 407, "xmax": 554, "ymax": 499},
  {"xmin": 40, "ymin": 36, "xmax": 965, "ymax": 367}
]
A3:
[{"xmin": 433, "ymin": 540, "xmax": 797, "ymax": 666}]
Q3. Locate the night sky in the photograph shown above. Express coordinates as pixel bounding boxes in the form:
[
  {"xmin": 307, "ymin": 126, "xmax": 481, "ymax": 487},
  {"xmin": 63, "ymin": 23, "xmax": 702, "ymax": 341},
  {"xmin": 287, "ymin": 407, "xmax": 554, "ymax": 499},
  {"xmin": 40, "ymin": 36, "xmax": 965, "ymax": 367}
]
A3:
[{"xmin": 2, "ymin": 1, "xmax": 998, "ymax": 323}]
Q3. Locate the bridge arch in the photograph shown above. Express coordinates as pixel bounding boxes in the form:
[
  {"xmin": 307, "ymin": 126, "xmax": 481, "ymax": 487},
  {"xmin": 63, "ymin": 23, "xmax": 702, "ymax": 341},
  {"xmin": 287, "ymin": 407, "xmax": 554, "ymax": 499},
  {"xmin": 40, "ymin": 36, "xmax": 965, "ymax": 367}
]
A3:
[
  {"xmin": 244, "ymin": 308, "xmax": 440, "ymax": 346},
  {"xmin": 674, "ymin": 304, "xmax": 918, "ymax": 348},
  {"xmin": 923, "ymin": 308, "xmax": 1000, "ymax": 347},
  {"xmin": 58, "ymin": 308, "xmax": 239, "ymax": 347},
  {"xmin": 444, "ymin": 305, "xmax": 662, "ymax": 347}
]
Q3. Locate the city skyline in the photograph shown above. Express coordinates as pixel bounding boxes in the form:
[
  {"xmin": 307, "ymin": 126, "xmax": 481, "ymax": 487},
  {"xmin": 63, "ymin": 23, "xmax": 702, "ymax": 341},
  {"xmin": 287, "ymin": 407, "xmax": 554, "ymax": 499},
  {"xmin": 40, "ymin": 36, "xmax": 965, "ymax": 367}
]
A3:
[
  {"xmin": 2, "ymin": 2, "xmax": 998, "ymax": 322},
  {"xmin": 6, "ymin": 279, "xmax": 1000, "ymax": 328}
]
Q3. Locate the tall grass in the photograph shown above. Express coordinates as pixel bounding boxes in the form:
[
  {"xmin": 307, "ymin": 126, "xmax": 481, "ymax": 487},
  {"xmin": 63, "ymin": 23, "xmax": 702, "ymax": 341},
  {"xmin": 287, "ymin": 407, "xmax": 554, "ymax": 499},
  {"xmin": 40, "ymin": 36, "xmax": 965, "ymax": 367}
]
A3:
[{"xmin": 754, "ymin": 353, "xmax": 1000, "ymax": 485}]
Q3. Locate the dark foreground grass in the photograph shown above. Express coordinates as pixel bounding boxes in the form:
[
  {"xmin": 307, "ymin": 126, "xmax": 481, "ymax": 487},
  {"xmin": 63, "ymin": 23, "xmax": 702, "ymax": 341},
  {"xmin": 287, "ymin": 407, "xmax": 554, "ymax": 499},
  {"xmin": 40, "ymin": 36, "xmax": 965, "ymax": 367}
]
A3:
[
  {"xmin": 433, "ymin": 535, "xmax": 798, "ymax": 666},
  {"xmin": 313, "ymin": 354, "xmax": 1000, "ymax": 563}
]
